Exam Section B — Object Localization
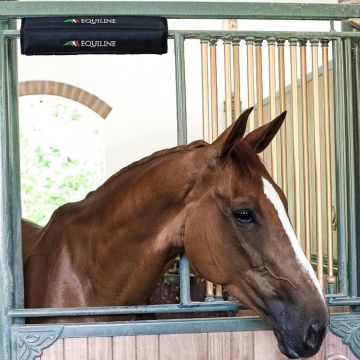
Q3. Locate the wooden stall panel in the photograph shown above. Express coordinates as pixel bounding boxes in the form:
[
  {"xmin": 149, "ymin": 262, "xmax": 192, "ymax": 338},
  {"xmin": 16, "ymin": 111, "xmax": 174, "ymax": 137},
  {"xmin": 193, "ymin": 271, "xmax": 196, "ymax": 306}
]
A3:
[
  {"xmin": 231, "ymin": 331, "xmax": 254, "ymax": 360},
  {"xmin": 253, "ymin": 331, "xmax": 287, "ymax": 360},
  {"xmin": 64, "ymin": 338, "xmax": 87, "ymax": 360},
  {"xmin": 137, "ymin": 335, "xmax": 159, "ymax": 360},
  {"xmin": 88, "ymin": 337, "xmax": 112, "ymax": 360},
  {"xmin": 159, "ymin": 333, "xmax": 207, "ymax": 360},
  {"xmin": 208, "ymin": 332, "xmax": 231, "ymax": 360},
  {"xmin": 113, "ymin": 336, "xmax": 136, "ymax": 360},
  {"xmin": 37, "ymin": 331, "xmax": 356, "ymax": 360}
]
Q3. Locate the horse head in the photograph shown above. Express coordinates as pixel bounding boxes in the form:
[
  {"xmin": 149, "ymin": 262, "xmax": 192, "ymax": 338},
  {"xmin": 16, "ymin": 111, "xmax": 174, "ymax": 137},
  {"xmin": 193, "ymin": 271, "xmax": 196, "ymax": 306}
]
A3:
[{"xmin": 184, "ymin": 108, "xmax": 329, "ymax": 358}]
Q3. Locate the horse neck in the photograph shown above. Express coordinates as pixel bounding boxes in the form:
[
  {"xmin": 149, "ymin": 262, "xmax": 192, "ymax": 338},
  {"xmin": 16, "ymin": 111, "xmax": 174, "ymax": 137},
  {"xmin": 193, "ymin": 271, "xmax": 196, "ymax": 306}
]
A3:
[{"xmin": 74, "ymin": 147, "xmax": 204, "ymax": 305}]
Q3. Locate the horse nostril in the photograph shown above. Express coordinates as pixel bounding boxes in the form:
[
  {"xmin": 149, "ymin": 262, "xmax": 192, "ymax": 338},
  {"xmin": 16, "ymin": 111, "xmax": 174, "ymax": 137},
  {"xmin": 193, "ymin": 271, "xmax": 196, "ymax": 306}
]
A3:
[{"xmin": 304, "ymin": 322, "xmax": 325, "ymax": 350}]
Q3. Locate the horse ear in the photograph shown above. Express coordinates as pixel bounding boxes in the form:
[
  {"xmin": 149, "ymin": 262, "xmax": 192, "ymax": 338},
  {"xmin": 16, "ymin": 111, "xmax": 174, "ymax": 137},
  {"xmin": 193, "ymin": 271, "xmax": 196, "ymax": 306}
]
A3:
[
  {"xmin": 242, "ymin": 111, "xmax": 287, "ymax": 153},
  {"xmin": 216, "ymin": 107, "xmax": 253, "ymax": 159}
]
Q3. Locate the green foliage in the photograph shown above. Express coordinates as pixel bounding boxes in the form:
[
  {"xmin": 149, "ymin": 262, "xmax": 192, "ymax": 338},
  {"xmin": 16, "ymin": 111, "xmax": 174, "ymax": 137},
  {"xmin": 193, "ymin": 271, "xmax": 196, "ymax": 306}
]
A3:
[{"xmin": 20, "ymin": 97, "xmax": 104, "ymax": 226}]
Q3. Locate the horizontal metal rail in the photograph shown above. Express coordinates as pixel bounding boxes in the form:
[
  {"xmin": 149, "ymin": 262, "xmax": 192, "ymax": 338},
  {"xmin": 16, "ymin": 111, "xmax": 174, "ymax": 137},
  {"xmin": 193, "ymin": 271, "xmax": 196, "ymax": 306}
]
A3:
[
  {"xmin": 328, "ymin": 297, "xmax": 360, "ymax": 306},
  {"xmin": 10, "ymin": 312, "xmax": 356, "ymax": 340},
  {"xmin": 10, "ymin": 294, "xmax": 351, "ymax": 318},
  {"xmin": 12, "ymin": 316, "xmax": 272, "ymax": 339},
  {"xmin": 0, "ymin": 2, "xmax": 359, "ymax": 20},
  {"xmin": 9, "ymin": 302, "xmax": 243, "ymax": 318},
  {"xmin": 5, "ymin": 29, "xmax": 360, "ymax": 41}
]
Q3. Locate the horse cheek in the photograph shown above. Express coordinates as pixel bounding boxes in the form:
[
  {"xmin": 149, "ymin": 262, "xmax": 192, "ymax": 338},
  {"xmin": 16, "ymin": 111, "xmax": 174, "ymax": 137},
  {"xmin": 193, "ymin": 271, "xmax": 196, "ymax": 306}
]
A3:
[{"xmin": 184, "ymin": 205, "xmax": 230, "ymax": 285}]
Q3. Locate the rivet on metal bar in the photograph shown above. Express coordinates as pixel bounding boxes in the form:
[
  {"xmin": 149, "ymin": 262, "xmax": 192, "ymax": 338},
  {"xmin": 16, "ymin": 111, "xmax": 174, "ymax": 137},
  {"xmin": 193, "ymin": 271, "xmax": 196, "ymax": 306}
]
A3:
[
  {"xmin": 289, "ymin": 38, "xmax": 301, "ymax": 243},
  {"xmin": 246, "ymin": 37, "xmax": 255, "ymax": 132},
  {"xmin": 300, "ymin": 39, "xmax": 311, "ymax": 261},
  {"xmin": 277, "ymin": 39, "xmax": 287, "ymax": 195},
  {"xmin": 322, "ymin": 40, "xmax": 335, "ymax": 291},
  {"xmin": 268, "ymin": 37, "xmax": 277, "ymax": 182},
  {"xmin": 310, "ymin": 38, "xmax": 324, "ymax": 288}
]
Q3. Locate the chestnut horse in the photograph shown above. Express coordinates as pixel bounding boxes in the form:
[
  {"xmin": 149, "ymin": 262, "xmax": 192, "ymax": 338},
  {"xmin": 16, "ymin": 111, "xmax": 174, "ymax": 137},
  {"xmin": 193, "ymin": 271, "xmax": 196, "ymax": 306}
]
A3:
[{"xmin": 22, "ymin": 108, "xmax": 328, "ymax": 358}]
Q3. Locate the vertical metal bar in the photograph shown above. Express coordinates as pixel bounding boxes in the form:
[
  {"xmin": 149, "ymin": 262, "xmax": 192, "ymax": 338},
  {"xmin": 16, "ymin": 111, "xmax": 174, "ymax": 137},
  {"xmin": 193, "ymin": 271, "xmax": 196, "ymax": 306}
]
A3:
[
  {"xmin": 289, "ymin": 39, "xmax": 301, "ymax": 243},
  {"xmin": 201, "ymin": 39, "xmax": 210, "ymax": 143},
  {"xmin": 355, "ymin": 39, "xmax": 360, "ymax": 298},
  {"xmin": 255, "ymin": 39, "xmax": 263, "ymax": 128},
  {"xmin": 179, "ymin": 255, "xmax": 191, "ymax": 305},
  {"xmin": 215, "ymin": 285, "xmax": 223, "ymax": 300},
  {"xmin": 332, "ymin": 39, "xmax": 348, "ymax": 296},
  {"xmin": 174, "ymin": 34, "xmax": 192, "ymax": 304},
  {"xmin": 174, "ymin": 34, "xmax": 187, "ymax": 146},
  {"xmin": 216, "ymin": 37, "xmax": 233, "ymax": 301},
  {"xmin": 0, "ymin": 18, "xmax": 13, "ymax": 360},
  {"xmin": 311, "ymin": 39, "xmax": 324, "ymax": 288},
  {"xmin": 210, "ymin": 39, "xmax": 219, "ymax": 300},
  {"xmin": 210, "ymin": 39, "xmax": 218, "ymax": 142},
  {"xmin": 233, "ymin": 38, "xmax": 241, "ymax": 120},
  {"xmin": 246, "ymin": 38, "xmax": 255, "ymax": 132},
  {"xmin": 300, "ymin": 40, "xmax": 311, "ymax": 261},
  {"xmin": 224, "ymin": 39, "xmax": 232, "ymax": 128},
  {"xmin": 268, "ymin": 38, "xmax": 277, "ymax": 182},
  {"xmin": 7, "ymin": 20, "xmax": 23, "ymax": 316},
  {"xmin": 205, "ymin": 281, "xmax": 215, "ymax": 302},
  {"xmin": 278, "ymin": 40, "xmax": 287, "ymax": 195},
  {"xmin": 255, "ymin": 39, "xmax": 263, "ymax": 162},
  {"xmin": 322, "ymin": 40, "xmax": 335, "ymax": 289},
  {"xmin": 344, "ymin": 38, "xmax": 357, "ymax": 297}
]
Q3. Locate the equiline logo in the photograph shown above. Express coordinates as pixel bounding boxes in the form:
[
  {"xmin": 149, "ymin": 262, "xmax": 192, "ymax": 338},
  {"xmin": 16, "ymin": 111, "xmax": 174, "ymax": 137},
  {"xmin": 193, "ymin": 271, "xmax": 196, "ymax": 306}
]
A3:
[
  {"xmin": 64, "ymin": 40, "xmax": 117, "ymax": 48},
  {"xmin": 64, "ymin": 18, "xmax": 117, "ymax": 25},
  {"xmin": 64, "ymin": 18, "xmax": 81, "ymax": 24}
]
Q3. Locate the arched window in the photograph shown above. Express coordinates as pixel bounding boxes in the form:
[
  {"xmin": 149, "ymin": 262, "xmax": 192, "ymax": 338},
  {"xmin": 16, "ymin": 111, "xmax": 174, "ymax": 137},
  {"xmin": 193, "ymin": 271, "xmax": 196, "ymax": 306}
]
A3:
[{"xmin": 19, "ymin": 81, "xmax": 111, "ymax": 226}]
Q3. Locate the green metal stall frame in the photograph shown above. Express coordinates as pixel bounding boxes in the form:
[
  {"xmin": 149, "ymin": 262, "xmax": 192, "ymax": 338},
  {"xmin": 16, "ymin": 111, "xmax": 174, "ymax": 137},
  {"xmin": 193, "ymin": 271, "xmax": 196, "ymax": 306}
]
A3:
[{"xmin": 0, "ymin": 2, "xmax": 360, "ymax": 360}]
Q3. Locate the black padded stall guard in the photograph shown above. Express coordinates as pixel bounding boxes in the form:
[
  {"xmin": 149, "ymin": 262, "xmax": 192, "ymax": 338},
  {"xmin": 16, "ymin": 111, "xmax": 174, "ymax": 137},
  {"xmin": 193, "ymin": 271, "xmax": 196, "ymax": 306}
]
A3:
[{"xmin": 21, "ymin": 16, "xmax": 168, "ymax": 55}]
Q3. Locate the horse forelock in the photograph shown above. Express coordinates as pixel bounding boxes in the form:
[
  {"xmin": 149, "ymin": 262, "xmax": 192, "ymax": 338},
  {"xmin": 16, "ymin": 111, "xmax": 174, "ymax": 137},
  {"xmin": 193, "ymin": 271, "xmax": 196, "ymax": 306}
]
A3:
[{"xmin": 228, "ymin": 142, "xmax": 265, "ymax": 177}]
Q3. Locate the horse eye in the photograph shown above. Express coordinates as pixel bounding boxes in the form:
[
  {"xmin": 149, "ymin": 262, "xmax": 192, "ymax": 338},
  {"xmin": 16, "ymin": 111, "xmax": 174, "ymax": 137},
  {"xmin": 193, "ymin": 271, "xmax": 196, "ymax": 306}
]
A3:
[{"xmin": 234, "ymin": 209, "xmax": 255, "ymax": 224}]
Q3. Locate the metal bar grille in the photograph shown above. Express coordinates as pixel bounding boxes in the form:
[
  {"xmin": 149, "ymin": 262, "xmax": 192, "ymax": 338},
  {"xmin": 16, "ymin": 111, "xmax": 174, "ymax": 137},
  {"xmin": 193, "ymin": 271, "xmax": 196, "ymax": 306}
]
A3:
[{"xmin": 0, "ymin": 4, "xmax": 358, "ymax": 358}]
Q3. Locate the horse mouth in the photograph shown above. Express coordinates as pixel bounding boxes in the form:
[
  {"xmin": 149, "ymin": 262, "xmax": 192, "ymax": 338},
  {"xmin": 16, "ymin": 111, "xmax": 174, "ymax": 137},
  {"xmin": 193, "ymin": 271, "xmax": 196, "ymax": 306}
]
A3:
[{"xmin": 274, "ymin": 329, "xmax": 300, "ymax": 359}]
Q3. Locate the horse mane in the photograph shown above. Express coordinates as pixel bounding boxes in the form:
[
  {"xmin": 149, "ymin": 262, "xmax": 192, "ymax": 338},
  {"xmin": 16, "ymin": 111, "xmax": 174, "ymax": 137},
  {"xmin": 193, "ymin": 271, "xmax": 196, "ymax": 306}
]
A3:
[{"xmin": 88, "ymin": 140, "xmax": 208, "ymax": 197}]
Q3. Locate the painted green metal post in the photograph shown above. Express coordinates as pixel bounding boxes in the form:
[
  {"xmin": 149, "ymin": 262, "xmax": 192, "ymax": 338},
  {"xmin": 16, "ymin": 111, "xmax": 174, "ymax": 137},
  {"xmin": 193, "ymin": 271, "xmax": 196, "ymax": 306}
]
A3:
[
  {"xmin": 344, "ymin": 37, "xmax": 358, "ymax": 298},
  {"xmin": 355, "ymin": 39, "xmax": 360, "ymax": 298},
  {"xmin": 333, "ymin": 38, "xmax": 348, "ymax": 297},
  {"xmin": 174, "ymin": 33, "xmax": 187, "ymax": 146},
  {"xmin": 174, "ymin": 33, "xmax": 192, "ymax": 305},
  {"xmin": 7, "ymin": 19, "xmax": 24, "ymax": 320},
  {"xmin": 179, "ymin": 255, "xmax": 191, "ymax": 305},
  {"xmin": 0, "ymin": 18, "xmax": 14, "ymax": 360}
]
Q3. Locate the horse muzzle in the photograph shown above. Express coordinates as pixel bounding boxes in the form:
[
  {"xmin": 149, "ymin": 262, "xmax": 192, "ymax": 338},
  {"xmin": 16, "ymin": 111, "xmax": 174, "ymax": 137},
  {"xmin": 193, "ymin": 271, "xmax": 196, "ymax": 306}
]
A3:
[{"xmin": 273, "ymin": 318, "xmax": 328, "ymax": 359}]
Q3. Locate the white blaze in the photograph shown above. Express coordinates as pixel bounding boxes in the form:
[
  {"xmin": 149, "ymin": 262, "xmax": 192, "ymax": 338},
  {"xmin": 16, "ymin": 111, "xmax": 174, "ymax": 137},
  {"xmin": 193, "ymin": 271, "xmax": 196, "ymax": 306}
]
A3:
[{"xmin": 262, "ymin": 177, "xmax": 325, "ymax": 301}]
